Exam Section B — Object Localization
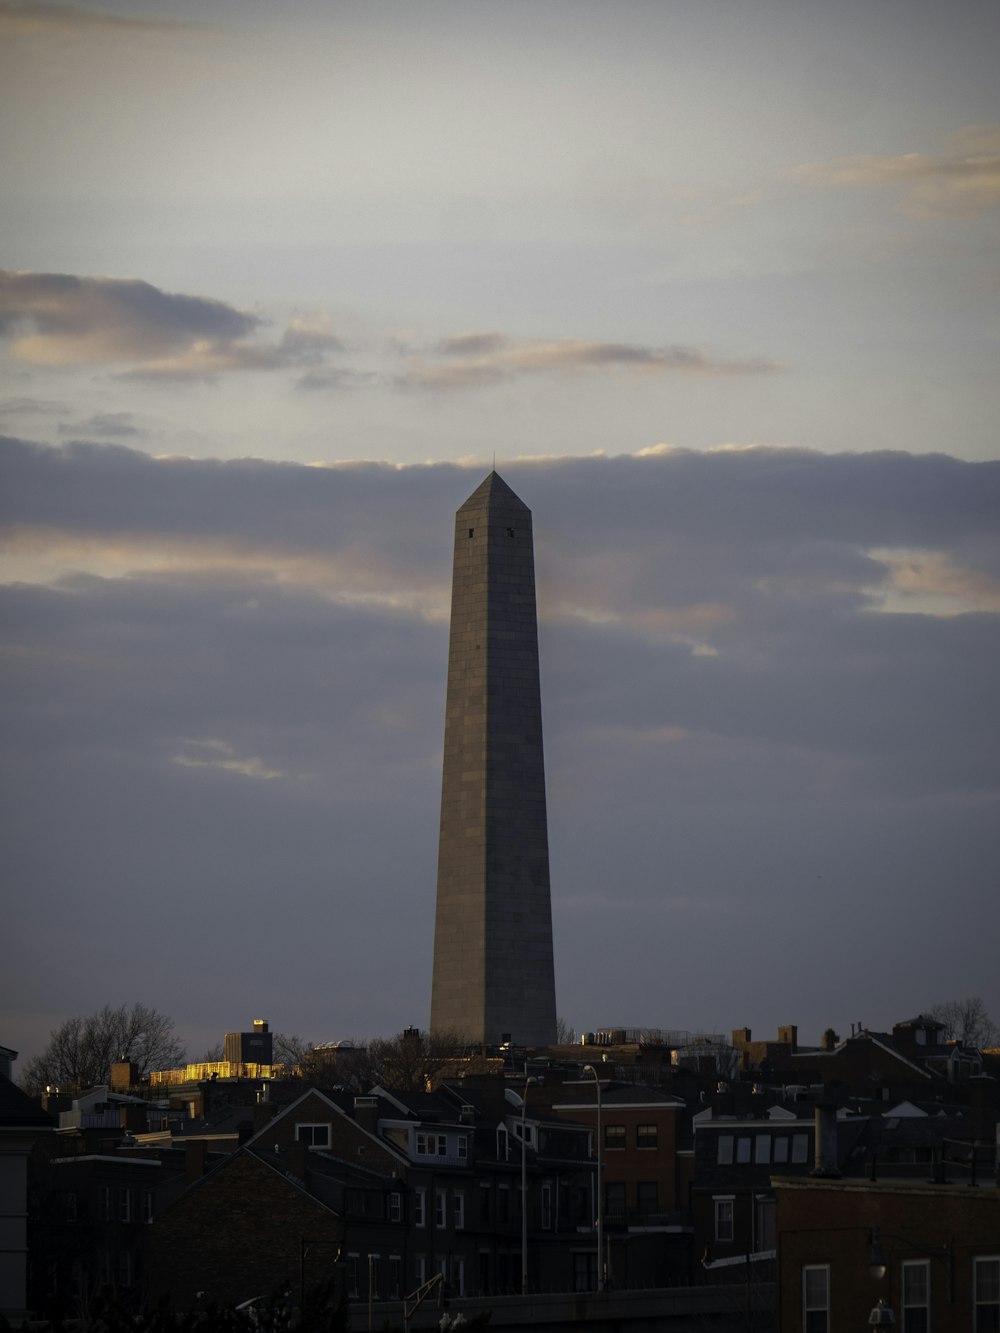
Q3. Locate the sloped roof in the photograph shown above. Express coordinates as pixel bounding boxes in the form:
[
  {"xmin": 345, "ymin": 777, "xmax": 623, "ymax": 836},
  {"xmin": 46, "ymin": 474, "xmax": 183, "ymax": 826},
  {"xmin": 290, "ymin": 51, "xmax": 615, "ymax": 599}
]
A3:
[{"xmin": 0, "ymin": 1074, "xmax": 55, "ymax": 1130}]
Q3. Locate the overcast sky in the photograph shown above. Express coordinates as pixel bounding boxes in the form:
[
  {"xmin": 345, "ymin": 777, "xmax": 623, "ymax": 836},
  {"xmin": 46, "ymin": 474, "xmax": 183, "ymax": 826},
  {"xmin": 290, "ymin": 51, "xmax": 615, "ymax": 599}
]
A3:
[{"xmin": 2, "ymin": 0, "xmax": 999, "ymax": 1069}]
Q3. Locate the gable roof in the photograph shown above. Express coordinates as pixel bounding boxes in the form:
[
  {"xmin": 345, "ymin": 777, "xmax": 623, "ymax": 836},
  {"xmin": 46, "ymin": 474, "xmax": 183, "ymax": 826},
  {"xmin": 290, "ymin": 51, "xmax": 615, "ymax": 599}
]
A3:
[{"xmin": 0, "ymin": 1074, "xmax": 55, "ymax": 1130}]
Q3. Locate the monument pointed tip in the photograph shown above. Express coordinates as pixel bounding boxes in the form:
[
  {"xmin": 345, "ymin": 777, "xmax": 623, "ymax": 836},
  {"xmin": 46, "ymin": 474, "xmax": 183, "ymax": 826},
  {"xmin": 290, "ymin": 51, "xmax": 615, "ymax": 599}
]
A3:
[{"xmin": 459, "ymin": 468, "xmax": 528, "ymax": 512}]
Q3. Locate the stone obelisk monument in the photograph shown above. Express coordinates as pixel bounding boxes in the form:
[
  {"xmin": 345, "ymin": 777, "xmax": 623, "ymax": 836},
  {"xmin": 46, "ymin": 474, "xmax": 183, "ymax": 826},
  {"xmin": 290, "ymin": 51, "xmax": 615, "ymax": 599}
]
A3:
[{"xmin": 430, "ymin": 472, "xmax": 557, "ymax": 1046}]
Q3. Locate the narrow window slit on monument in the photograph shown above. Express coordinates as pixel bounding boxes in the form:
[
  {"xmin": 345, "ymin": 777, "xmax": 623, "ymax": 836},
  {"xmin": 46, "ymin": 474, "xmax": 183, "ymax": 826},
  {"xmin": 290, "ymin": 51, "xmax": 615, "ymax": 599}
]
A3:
[
  {"xmin": 468, "ymin": 528, "xmax": 475, "ymax": 538},
  {"xmin": 507, "ymin": 527, "xmax": 515, "ymax": 537}
]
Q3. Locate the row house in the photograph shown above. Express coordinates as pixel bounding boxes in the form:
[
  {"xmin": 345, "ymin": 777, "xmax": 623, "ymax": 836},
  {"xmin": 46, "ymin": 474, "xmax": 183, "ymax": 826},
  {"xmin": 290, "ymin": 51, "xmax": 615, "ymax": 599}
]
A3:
[
  {"xmin": 148, "ymin": 1077, "xmax": 598, "ymax": 1314},
  {"xmin": 27, "ymin": 1148, "xmax": 186, "ymax": 1319},
  {"xmin": 548, "ymin": 1075, "xmax": 693, "ymax": 1289}
]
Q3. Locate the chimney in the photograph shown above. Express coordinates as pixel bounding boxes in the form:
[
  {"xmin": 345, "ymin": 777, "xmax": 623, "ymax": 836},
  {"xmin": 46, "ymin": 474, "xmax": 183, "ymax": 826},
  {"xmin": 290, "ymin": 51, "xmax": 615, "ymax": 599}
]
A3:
[
  {"xmin": 111, "ymin": 1061, "xmax": 139, "ymax": 1093},
  {"xmin": 253, "ymin": 1101, "xmax": 277, "ymax": 1133},
  {"xmin": 185, "ymin": 1139, "xmax": 208, "ymax": 1180},
  {"xmin": 811, "ymin": 1104, "xmax": 841, "ymax": 1178},
  {"xmin": 355, "ymin": 1095, "xmax": 379, "ymax": 1136},
  {"xmin": 287, "ymin": 1138, "xmax": 309, "ymax": 1181}
]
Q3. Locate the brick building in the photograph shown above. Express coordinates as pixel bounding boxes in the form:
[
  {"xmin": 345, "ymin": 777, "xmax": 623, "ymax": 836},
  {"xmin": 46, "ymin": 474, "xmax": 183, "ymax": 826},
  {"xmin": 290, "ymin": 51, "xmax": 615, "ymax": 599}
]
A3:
[{"xmin": 774, "ymin": 1174, "xmax": 1000, "ymax": 1332}]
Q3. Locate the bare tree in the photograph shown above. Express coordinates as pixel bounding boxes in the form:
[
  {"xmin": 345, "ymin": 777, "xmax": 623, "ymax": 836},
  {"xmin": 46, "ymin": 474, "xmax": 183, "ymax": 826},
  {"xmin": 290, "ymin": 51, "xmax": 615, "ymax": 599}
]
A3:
[
  {"xmin": 928, "ymin": 997, "xmax": 998, "ymax": 1049},
  {"xmin": 364, "ymin": 1028, "xmax": 478, "ymax": 1091},
  {"xmin": 555, "ymin": 1016, "xmax": 577, "ymax": 1045},
  {"xmin": 272, "ymin": 1032, "xmax": 315, "ymax": 1070},
  {"xmin": 20, "ymin": 1003, "xmax": 186, "ymax": 1094}
]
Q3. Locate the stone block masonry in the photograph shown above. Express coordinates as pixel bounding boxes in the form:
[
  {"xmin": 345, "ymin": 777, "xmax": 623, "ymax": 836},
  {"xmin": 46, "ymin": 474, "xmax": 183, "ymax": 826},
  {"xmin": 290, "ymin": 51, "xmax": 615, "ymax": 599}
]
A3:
[{"xmin": 431, "ymin": 472, "xmax": 557, "ymax": 1046}]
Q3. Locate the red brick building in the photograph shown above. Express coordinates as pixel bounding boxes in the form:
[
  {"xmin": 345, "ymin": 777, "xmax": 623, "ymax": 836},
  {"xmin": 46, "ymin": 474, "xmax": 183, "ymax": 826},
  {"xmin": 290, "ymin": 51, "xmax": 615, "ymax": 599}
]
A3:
[{"xmin": 774, "ymin": 1174, "xmax": 1000, "ymax": 1332}]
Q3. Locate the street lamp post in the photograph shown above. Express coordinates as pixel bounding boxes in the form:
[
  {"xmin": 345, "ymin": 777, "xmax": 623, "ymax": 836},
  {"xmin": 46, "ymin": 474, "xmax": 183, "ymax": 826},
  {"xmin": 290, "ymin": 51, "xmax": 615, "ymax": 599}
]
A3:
[
  {"xmin": 521, "ymin": 1069, "xmax": 529, "ymax": 1296},
  {"xmin": 520, "ymin": 1069, "xmax": 542, "ymax": 1296},
  {"xmin": 583, "ymin": 1064, "xmax": 604, "ymax": 1291},
  {"xmin": 867, "ymin": 1225, "xmax": 954, "ymax": 1325}
]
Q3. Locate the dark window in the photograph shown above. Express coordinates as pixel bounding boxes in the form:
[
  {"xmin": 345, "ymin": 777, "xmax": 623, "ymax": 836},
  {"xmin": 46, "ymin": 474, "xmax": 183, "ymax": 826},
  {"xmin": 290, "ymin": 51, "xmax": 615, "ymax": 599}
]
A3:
[
  {"xmin": 574, "ymin": 1251, "xmax": 597, "ymax": 1293},
  {"xmin": 714, "ymin": 1197, "xmax": 734, "ymax": 1242},
  {"xmin": 755, "ymin": 1196, "xmax": 776, "ymax": 1250},
  {"xmin": 605, "ymin": 1124, "xmax": 626, "ymax": 1150},
  {"xmin": 388, "ymin": 1257, "xmax": 402, "ymax": 1299},
  {"xmin": 479, "ymin": 1183, "xmax": 490, "ymax": 1223},
  {"xmin": 636, "ymin": 1181, "xmax": 658, "ymax": 1217},
  {"xmin": 506, "ymin": 527, "xmax": 515, "ymax": 537},
  {"xmin": 975, "ymin": 1257, "xmax": 1000, "ymax": 1333},
  {"xmin": 803, "ymin": 1265, "xmax": 829, "ymax": 1333},
  {"xmin": 636, "ymin": 1124, "xmax": 658, "ymax": 1149},
  {"xmin": 468, "ymin": 528, "xmax": 475, "ymax": 538},
  {"xmin": 605, "ymin": 1181, "xmax": 626, "ymax": 1225},
  {"xmin": 902, "ymin": 1260, "xmax": 929, "ymax": 1333},
  {"xmin": 296, "ymin": 1123, "xmax": 331, "ymax": 1148},
  {"xmin": 498, "ymin": 1186, "xmax": 510, "ymax": 1224}
]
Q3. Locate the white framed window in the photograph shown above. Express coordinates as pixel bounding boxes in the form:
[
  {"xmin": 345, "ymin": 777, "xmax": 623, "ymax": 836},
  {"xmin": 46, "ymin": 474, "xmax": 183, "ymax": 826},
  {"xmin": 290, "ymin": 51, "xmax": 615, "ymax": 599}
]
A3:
[
  {"xmin": 453, "ymin": 1191, "xmax": 465, "ymax": 1230},
  {"xmin": 435, "ymin": 1188, "xmax": 446, "ymax": 1229},
  {"xmin": 414, "ymin": 1254, "xmax": 426, "ymax": 1286},
  {"xmin": 414, "ymin": 1188, "xmax": 426, "ymax": 1228},
  {"xmin": 902, "ymin": 1259, "xmax": 929, "ymax": 1333},
  {"xmin": 803, "ymin": 1264, "xmax": 830, "ymax": 1333},
  {"xmin": 975, "ymin": 1257, "xmax": 1000, "ymax": 1333},
  {"xmin": 452, "ymin": 1255, "xmax": 465, "ymax": 1297},
  {"xmin": 295, "ymin": 1122, "xmax": 331, "ymax": 1149},
  {"xmin": 457, "ymin": 1135, "xmax": 468, "ymax": 1160},
  {"xmin": 119, "ymin": 1188, "xmax": 131, "ymax": 1223},
  {"xmin": 416, "ymin": 1132, "xmax": 447, "ymax": 1157},
  {"xmin": 368, "ymin": 1253, "xmax": 380, "ymax": 1299},
  {"xmin": 388, "ymin": 1191, "xmax": 402, "ymax": 1223},
  {"xmin": 142, "ymin": 1190, "xmax": 153, "ymax": 1224},
  {"xmin": 713, "ymin": 1195, "xmax": 734, "ymax": 1242},
  {"xmin": 791, "ymin": 1133, "xmax": 809, "ymax": 1163}
]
